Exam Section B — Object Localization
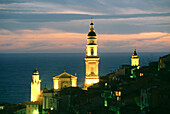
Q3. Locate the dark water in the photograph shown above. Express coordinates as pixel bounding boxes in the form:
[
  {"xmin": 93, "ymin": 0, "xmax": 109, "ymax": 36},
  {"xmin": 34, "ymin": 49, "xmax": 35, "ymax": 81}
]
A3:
[{"xmin": 0, "ymin": 52, "xmax": 169, "ymax": 104}]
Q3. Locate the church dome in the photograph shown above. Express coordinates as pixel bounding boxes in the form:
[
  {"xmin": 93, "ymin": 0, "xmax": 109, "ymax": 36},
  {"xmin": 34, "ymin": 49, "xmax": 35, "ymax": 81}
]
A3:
[
  {"xmin": 90, "ymin": 22, "xmax": 94, "ymax": 25},
  {"xmin": 33, "ymin": 68, "xmax": 39, "ymax": 75},
  {"xmin": 88, "ymin": 31, "xmax": 96, "ymax": 36}
]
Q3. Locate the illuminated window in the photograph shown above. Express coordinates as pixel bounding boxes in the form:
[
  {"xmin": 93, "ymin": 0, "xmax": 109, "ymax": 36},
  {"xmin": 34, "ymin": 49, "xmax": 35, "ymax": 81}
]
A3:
[
  {"xmin": 140, "ymin": 73, "xmax": 143, "ymax": 77},
  {"xmin": 160, "ymin": 65, "xmax": 162, "ymax": 68},
  {"xmin": 115, "ymin": 91, "xmax": 121, "ymax": 96}
]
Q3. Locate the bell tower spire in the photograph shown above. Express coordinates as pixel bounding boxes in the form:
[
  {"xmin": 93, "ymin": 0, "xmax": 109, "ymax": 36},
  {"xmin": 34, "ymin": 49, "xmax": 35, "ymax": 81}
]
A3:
[
  {"xmin": 91, "ymin": 17, "xmax": 93, "ymax": 22},
  {"xmin": 84, "ymin": 19, "xmax": 100, "ymax": 89},
  {"xmin": 90, "ymin": 17, "xmax": 95, "ymax": 31}
]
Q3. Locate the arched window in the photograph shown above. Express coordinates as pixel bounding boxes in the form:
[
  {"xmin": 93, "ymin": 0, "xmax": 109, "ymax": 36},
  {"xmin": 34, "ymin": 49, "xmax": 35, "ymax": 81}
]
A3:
[{"xmin": 91, "ymin": 49, "xmax": 93, "ymax": 55}]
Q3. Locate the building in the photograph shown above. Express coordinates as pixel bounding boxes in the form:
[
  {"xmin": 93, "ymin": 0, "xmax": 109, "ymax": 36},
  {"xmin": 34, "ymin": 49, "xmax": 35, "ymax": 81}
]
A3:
[
  {"xmin": 158, "ymin": 54, "xmax": 170, "ymax": 71},
  {"xmin": 30, "ymin": 68, "xmax": 77, "ymax": 113},
  {"xmin": 84, "ymin": 19, "xmax": 100, "ymax": 88},
  {"xmin": 30, "ymin": 69, "xmax": 77, "ymax": 113},
  {"xmin": 131, "ymin": 49, "xmax": 139, "ymax": 68},
  {"xmin": 56, "ymin": 87, "xmax": 82, "ymax": 113},
  {"xmin": 53, "ymin": 70, "xmax": 77, "ymax": 90},
  {"xmin": 129, "ymin": 49, "xmax": 140, "ymax": 78},
  {"xmin": 132, "ymin": 61, "xmax": 158, "ymax": 79},
  {"xmin": 115, "ymin": 65, "xmax": 132, "ymax": 76},
  {"xmin": 25, "ymin": 102, "xmax": 39, "ymax": 114},
  {"xmin": 15, "ymin": 108, "xmax": 26, "ymax": 114},
  {"xmin": 31, "ymin": 68, "xmax": 41, "ymax": 102},
  {"xmin": 42, "ymin": 87, "xmax": 57, "ymax": 114},
  {"xmin": 15, "ymin": 102, "xmax": 40, "ymax": 114}
]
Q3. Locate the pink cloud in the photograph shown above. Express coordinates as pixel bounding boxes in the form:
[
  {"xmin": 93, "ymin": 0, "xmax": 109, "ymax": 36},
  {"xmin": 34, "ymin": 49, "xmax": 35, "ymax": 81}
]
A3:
[{"xmin": 0, "ymin": 29, "xmax": 169, "ymax": 52}]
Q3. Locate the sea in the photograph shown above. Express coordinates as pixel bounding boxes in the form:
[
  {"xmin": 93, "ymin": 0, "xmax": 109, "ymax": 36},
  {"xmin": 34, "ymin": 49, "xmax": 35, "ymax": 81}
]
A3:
[{"xmin": 0, "ymin": 52, "xmax": 169, "ymax": 104}]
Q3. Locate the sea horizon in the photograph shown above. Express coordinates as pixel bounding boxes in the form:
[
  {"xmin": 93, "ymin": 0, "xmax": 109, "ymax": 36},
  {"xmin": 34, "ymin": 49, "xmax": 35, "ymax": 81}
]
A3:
[
  {"xmin": 0, "ymin": 51, "xmax": 169, "ymax": 54},
  {"xmin": 0, "ymin": 52, "xmax": 169, "ymax": 104}
]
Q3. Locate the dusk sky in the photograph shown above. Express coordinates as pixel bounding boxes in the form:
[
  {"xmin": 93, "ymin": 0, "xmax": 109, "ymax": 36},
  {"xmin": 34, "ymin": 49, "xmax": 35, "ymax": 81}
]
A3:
[{"xmin": 0, "ymin": 0, "xmax": 170, "ymax": 53}]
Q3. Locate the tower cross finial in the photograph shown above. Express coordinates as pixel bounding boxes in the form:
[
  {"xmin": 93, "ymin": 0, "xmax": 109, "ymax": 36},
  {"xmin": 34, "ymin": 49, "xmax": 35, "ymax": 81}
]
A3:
[{"xmin": 91, "ymin": 17, "xmax": 93, "ymax": 23}]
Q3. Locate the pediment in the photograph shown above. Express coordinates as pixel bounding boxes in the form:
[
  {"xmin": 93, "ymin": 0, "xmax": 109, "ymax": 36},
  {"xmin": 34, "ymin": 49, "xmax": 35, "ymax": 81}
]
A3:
[{"xmin": 53, "ymin": 72, "xmax": 77, "ymax": 79}]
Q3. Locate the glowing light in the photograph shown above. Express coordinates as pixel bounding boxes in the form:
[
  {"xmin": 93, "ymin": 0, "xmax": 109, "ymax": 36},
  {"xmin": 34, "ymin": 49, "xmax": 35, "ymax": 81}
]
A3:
[
  {"xmin": 94, "ymin": 52, "xmax": 97, "ymax": 56},
  {"xmin": 93, "ymin": 79, "xmax": 99, "ymax": 83},
  {"xmin": 86, "ymin": 80, "xmax": 92, "ymax": 85},
  {"xmin": 115, "ymin": 91, "xmax": 121, "ymax": 97},
  {"xmin": 31, "ymin": 82, "xmax": 41, "ymax": 102},
  {"xmin": 130, "ymin": 75, "xmax": 133, "ymax": 78},
  {"xmin": 33, "ymin": 110, "xmax": 39, "ymax": 114},
  {"xmin": 87, "ymin": 52, "xmax": 91, "ymax": 56},
  {"xmin": 131, "ymin": 58, "xmax": 139, "ymax": 66},
  {"xmin": 54, "ymin": 84, "xmax": 58, "ymax": 89},
  {"xmin": 0, "ymin": 106, "xmax": 4, "ymax": 110},
  {"xmin": 85, "ymin": 78, "xmax": 99, "ymax": 86},
  {"xmin": 140, "ymin": 73, "xmax": 143, "ymax": 77},
  {"xmin": 72, "ymin": 79, "xmax": 77, "ymax": 87},
  {"xmin": 53, "ymin": 80, "xmax": 59, "ymax": 89},
  {"xmin": 104, "ymin": 99, "xmax": 107, "ymax": 107}
]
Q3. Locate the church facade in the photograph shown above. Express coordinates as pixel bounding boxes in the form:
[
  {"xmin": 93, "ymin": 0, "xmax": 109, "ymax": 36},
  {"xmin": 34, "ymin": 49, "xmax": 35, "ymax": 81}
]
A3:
[{"xmin": 53, "ymin": 70, "xmax": 77, "ymax": 90}]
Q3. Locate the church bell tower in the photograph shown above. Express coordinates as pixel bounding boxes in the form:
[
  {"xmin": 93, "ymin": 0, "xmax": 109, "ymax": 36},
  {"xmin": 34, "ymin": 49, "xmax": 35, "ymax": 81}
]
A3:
[
  {"xmin": 84, "ymin": 19, "xmax": 100, "ymax": 88},
  {"xmin": 131, "ymin": 49, "xmax": 139, "ymax": 67},
  {"xmin": 31, "ymin": 68, "xmax": 41, "ymax": 102}
]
